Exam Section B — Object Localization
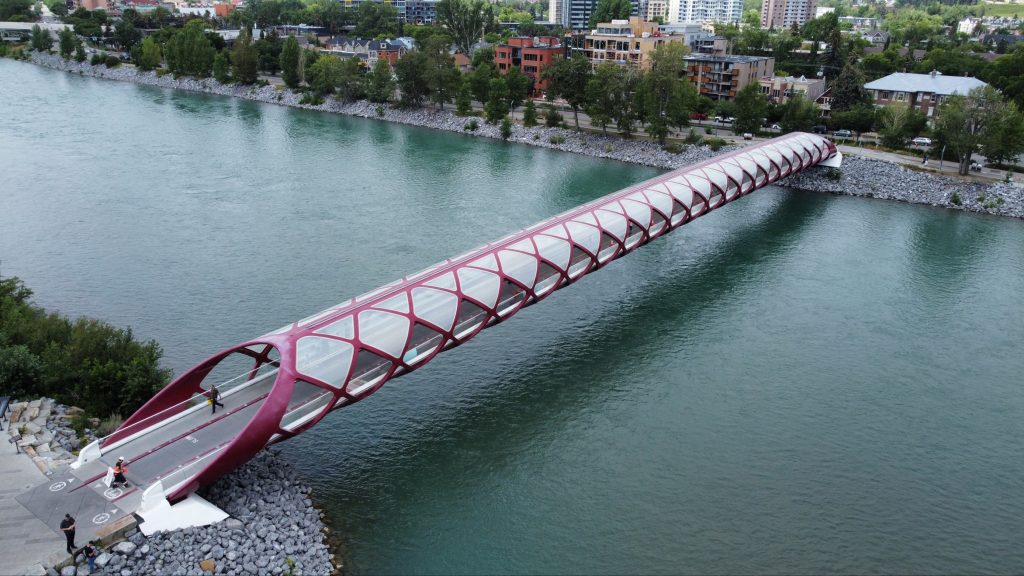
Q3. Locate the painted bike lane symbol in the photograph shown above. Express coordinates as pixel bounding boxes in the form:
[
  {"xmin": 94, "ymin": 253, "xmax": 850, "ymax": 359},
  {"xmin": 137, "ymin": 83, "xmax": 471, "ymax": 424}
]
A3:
[
  {"xmin": 92, "ymin": 513, "xmax": 110, "ymax": 525},
  {"xmin": 103, "ymin": 487, "xmax": 123, "ymax": 500},
  {"xmin": 49, "ymin": 481, "xmax": 67, "ymax": 492}
]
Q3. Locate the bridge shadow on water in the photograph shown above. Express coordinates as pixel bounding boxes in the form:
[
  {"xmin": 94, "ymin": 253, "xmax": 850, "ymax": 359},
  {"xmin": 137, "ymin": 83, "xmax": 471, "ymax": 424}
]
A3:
[{"xmin": 293, "ymin": 190, "xmax": 827, "ymax": 506}]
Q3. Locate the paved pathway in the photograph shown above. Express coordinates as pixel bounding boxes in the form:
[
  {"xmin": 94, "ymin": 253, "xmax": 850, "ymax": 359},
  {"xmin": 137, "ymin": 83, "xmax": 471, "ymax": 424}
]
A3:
[{"xmin": 0, "ymin": 425, "xmax": 68, "ymax": 576}]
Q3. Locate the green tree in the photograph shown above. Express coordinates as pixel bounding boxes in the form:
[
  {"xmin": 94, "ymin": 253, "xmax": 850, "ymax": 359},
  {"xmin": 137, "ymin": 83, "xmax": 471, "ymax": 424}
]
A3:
[
  {"xmin": 876, "ymin": 104, "xmax": 925, "ymax": 149},
  {"xmin": 503, "ymin": 65, "xmax": 530, "ymax": 113},
  {"xmin": 166, "ymin": 20, "xmax": 215, "ymax": 77},
  {"xmin": 830, "ymin": 103, "xmax": 876, "ymax": 140},
  {"xmin": 395, "ymin": 49, "xmax": 431, "ymax": 106},
  {"xmin": 585, "ymin": 62, "xmax": 622, "ymax": 135},
  {"xmin": 232, "ymin": 28, "xmax": 259, "ymax": 84},
  {"xmin": 485, "ymin": 75, "xmax": 510, "ymax": 122},
  {"xmin": 47, "ymin": 0, "xmax": 66, "ymax": 16},
  {"xmin": 830, "ymin": 59, "xmax": 871, "ymax": 113},
  {"xmin": 336, "ymin": 56, "xmax": 367, "ymax": 101},
  {"xmin": 0, "ymin": 345, "xmax": 44, "ymax": 400},
  {"xmin": 542, "ymin": 54, "xmax": 591, "ymax": 130},
  {"xmin": 0, "ymin": 0, "xmax": 34, "ymax": 21},
  {"xmin": 733, "ymin": 84, "xmax": 768, "ymax": 134},
  {"xmin": 469, "ymin": 61, "xmax": 494, "ymax": 103},
  {"xmin": 500, "ymin": 116, "xmax": 512, "ymax": 139},
  {"xmin": 636, "ymin": 43, "xmax": 695, "ymax": 144},
  {"xmin": 860, "ymin": 50, "xmax": 903, "ymax": 81},
  {"xmin": 436, "ymin": 0, "xmax": 493, "ymax": 55},
  {"xmin": 307, "ymin": 53, "xmax": 344, "ymax": 95},
  {"xmin": 213, "ymin": 52, "xmax": 230, "ymax": 82},
  {"xmin": 30, "ymin": 24, "xmax": 53, "ymax": 51},
  {"xmin": 137, "ymin": 36, "xmax": 162, "ymax": 71},
  {"xmin": 354, "ymin": 1, "xmax": 399, "ymax": 38},
  {"xmin": 456, "ymin": 78, "xmax": 473, "ymax": 115},
  {"xmin": 367, "ymin": 57, "xmax": 396, "ymax": 103},
  {"xmin": 522, "ymin": 97, "xmax": 537, "ymax": 126},
  {"xmin": 422, "ymin": 36, "xmax": 462, "ymax": 110},
  {"xmin": 779, "ymin": 94, "xmax": 819, "ymax": 133},
  {"xmin": 544, "ymin": 102, "xmax": 562, "ymax": 127},
  {"xmin": 588, "ymin": 0, "xmax": 631, "ymax": 28},
  {"xmin": 114, "ymin": 20, "xmax": 140, "ymax": 52},
  {"xmin": 58, "ymin": 27, "xmax": 75, "ymax": 58},
  {"xmin": 280, "ymin": 34, "xmax": 301, "ymax": 89},
  {"xmin": 934, "ymin": 85, "xmax": 1024, "ymax": 174},
  {"xmin": 74, "ymin": 39, "xmax": 86, "ymax": 62}
]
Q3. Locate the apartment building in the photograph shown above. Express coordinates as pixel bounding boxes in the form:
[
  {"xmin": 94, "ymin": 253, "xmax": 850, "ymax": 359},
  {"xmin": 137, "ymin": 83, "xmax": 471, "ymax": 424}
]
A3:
[
  {"xmin": 646, "ymin": 0, "xmax": 667, "ymax": 21},
  {"xmin": 760, "ymin": 0, "xmax": 816, "ymax": 28},
  {"xmin": 548, "ymin": 0, "xmax": 641, "ymax": 31},
  {"xmin": 758, "ymin": 75, "xmax": 826, "ymax": 104},
  {"xmin": 494, "ymin": 37, "xmax": 564, "ymax": 95},
  {"xmin": 571, "ymin": 17, "xmax": 686, "ymax": 69},
  {"xmin": 667, "ymin": 0, "xmax": 743, "ymax": 24},
  {"xmin": 864, "ymin": 71, "xmax": 989, "ymax": 118},
  {"xmin": 684, "ymin": 54, "xmax": 774, "ymax": 100}
]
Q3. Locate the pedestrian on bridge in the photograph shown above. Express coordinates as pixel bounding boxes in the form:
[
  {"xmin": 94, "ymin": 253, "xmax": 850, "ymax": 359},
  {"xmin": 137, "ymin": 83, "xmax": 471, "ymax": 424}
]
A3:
[
  {"xmin": 112, "ymin": 456, "xmax": 129, "ymax": 488},
  {"xmin": 209, "ymin": 384, "xmax": 225, "ymax": 415},
  {"xmin": 59, "ymin": 513, "xmax": 76, "ymax": 554}
]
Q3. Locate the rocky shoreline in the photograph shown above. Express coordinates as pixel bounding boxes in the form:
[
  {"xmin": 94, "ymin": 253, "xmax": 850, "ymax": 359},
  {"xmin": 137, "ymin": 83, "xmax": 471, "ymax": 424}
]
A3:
[{"xmin": 18, "ymin": 51, "xmax": 1024, "ymax": 219}]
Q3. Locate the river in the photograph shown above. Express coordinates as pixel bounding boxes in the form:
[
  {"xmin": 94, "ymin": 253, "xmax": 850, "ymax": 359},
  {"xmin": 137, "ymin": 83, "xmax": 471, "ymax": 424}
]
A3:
[{"xmin": 3, "ymin": 60, "xmax": 1024, "ymax": 575}]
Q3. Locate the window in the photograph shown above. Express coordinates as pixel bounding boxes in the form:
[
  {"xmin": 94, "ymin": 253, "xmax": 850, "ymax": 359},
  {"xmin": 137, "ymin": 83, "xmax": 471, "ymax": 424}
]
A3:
[
  {"xmin": 894, "ymin": 91, "xmax": 906, "ymax": 102},
  {"xmin": 880, "ymin": 91, "xmax": 891, "ymax": 100}
]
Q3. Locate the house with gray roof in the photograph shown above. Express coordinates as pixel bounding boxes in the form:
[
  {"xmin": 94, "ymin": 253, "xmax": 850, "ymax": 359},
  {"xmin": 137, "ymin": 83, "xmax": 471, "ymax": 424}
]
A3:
[{"xmin": 863, "ymin": 70, "xmax": 990, "ymax": 119}]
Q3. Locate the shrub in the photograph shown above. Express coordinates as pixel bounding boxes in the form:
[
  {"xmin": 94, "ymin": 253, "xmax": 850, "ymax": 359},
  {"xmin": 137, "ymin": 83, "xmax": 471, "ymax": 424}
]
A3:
[
  {"xmin": 376, "ymin": 105, "xmax": 385, "ymax": 117},
  {"xmin": 664, "ymin": 143, "xmax": 684, "ymax": 154},
  {"xmin": 299, "ymin": 92, "xmax": 324, "ymax": 105},
  {"xmin": 704, "ymin": 127, "xmax": 713, "ymax": 135},
  {"xmin": 464, "ymin": 119, "xmax": 479, "ymax": 131},
  {"xmin": 549, "ymin": 135, "xmax": 566, "ymax": 145},
  {"xmin": 824, "ymin": 167, "xmax": 841, "ymax": 181},
  {"xmin": 97, "ymin": 413, "xmax": 124, "ymax": 437},
  {"xmin": 90, "ymin": 53, "xmax": 104, "ymax": 65},
  {"xmin": 685, "ymin": 129, "xmax": 702, "ymax": 144},
  {"xmin": 705, "ymin": 137, "xmax": 727, "ymax": 151},
  {"xmin": 951, "ymin": 192, "xmax": 962, "ymax": 205},
  {"xmin": 104, "ymin": 54, "xmax": 120, "ymax": 68},
  {"xmin": 532, "ymin": 133, "xmax": 540, "ymax": 140},
  {"xmin": 544, "ymin": 104, "xmax": 562, "ymax": 128},
  {"xmin": 155, "ymin": 68, "xmax": 170, "ymax": 77},
  {"xmin": 604, "ymin": 143, "xmax": 612, "ymax": 153},
  {"xmin": 500, "ymin": 117, "xmax": 512, "ymax": 140}
]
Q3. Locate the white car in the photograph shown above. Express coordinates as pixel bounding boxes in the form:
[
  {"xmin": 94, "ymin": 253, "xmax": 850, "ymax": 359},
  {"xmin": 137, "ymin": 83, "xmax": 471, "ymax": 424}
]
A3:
[{"xmin": 912, "ymin": 137, "xmax": 932, "ymax": 146}]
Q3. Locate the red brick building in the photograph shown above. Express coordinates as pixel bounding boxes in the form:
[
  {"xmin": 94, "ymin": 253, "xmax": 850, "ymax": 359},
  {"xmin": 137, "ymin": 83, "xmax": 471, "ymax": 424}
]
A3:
[{"xmin": 494, "ymin": 37, "xmax": 564, "ymax": 96}]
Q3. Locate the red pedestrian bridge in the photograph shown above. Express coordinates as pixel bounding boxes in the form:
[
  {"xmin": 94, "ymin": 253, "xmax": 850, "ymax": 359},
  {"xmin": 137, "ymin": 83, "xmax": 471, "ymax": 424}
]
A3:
[{"xmin": 25, "ymin": 133, "xmax": 841, "ymax": 536}]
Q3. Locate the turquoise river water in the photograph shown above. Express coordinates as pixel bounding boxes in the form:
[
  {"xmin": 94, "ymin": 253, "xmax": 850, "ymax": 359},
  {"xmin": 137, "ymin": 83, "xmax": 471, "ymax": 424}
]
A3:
[{"xmin": 2, "ymin": 60, "xmax": 1024, "ymax": 574}]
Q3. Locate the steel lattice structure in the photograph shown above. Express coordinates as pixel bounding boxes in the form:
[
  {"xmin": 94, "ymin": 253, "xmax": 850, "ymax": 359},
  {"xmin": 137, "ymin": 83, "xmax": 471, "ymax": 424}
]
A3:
[{"xmin": 106, "ymin": 133, "xmax": 841, "ymax": 501}]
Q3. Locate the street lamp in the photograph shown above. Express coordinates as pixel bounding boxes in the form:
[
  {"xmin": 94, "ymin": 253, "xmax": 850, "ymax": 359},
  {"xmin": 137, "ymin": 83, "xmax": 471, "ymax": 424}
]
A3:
[{"xmin": 939, "ymin": 144, "xmax": 946, "ymax": 170}]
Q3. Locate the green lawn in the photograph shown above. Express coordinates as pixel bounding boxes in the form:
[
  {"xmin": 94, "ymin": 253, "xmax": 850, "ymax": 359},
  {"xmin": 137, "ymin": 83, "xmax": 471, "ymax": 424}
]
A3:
[{"xmin": 980, "ymin": 2, "xmax": 1024, "ymax": 18}]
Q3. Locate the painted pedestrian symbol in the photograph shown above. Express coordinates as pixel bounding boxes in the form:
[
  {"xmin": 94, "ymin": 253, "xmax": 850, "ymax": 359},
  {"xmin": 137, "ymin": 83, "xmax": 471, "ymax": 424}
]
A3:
[{"xmin": 48, "ymin": 481, "xmax": 66, "ymax": 492}]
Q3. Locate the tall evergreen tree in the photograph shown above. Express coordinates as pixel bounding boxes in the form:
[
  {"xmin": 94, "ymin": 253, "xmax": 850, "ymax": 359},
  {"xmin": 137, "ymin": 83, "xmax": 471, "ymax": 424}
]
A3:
[
  {"xmin": 394, "ymin": 50, "xmax": 431, "ymax": 107},
  {"xmin": 830, "ymin": 59, "xmax": 871, "ymax": 113},
  {"xmin": 485, "ymin": 75, "xmax": 510, "ymax": 123},
  {"xmin": 280, "ymin": 34, "xmax": 301, "ymax": 89},
  {"xmin": 166, "ymin": 20, "xmax": 215, "ymax": 77},
  {"xmin": 367, "ymin": 57, "xmax": 396, "ymax": 103},
  {"xmin": 232, "ymin": 28, "xmax": 259, "ymax": 84},
  {"xmin": 58, "ymin": 27, "xmax": 75, "ymax": 58},
  {"xmin": 422, "ymin": 37, "xmax": 461, "ymax": 111},
  {"xmin": 138, "ymin": 36, "xmax": 162, "ymax": 71}
]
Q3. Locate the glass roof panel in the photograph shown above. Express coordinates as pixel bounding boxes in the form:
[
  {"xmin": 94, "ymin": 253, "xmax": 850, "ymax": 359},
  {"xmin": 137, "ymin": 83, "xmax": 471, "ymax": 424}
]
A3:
[
  {"xmin": 595, "ymin": 209, "xmax": 627, "ymax": 241},
  {"xmin": 686, "ymin": 174, "xmax": 712, "ymax": 200},
  {"xmin": 573, "ymin": 212, "xmax": 598, "ymax": 226},
  {"xmin": 315, "ymin": 315, "xmax": 355, "ymax": 340},
  {"xmin": 423, "ymin": 271, "xmax": 457, "ymax": 292},
  {"xmin": 468, "ymin": 254, "xmax": 499, "ymax": 271},
  {"xmin": 456, "ymin": 267, "xmax": 501, "ymax": 309},
  {"xmin": 542, "ymin": 224, "xmax": 569, "ymax": 239},
  {"xmin": 498, "ymin": 249, "xmax": 539, "ymax": 288},
  {"xmin": 621, "ymin": 199, "xmax": 652, "ymax": 229},
  {"xmin": 664, "ymin": 179, "xmax": 694, "ymax": 208},
  {"xmin": 643, "ymin": 189, "xmax": 674, "ymax": 218},
  {"xmin": 295, "ymin": 336, "xmax": 354, "ymax": 389},
  {"xmin": 507, "ymin": 238, "xmax": 536, "ymax": 254},
  {"xmin": 375, "ymin": 293, "xmax": 410, "ymax": 314},
  {"xmin": 411, "ymin": 287, "xmax": 459, "ymax": 332},
  {"xmin": 356, "ymin": 310, "xmax": 410, "ymax": 358},
  {"xmin": 533, "ymin": 234, "xmax": 571, "ymax": 271},
  {"xmin": 565, "ymin": 220, "xmax": 601, "ymax": 254}
]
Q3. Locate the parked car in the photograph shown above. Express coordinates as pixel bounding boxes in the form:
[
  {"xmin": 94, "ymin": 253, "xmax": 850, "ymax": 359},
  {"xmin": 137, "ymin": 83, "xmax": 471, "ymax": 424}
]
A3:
[
  {"xmin": 833, "ymin": 129, "xmax": 853, "ymax": 138},
  {"xmin": 770, "ymin": 124, "xmax": 781, "ymax": 131},
  {"xmin": 721, "ymin": 117, "xmax": 735, "ymax": 124},
  {"xmin": 813, "ymin": 124, "xmax": 828, "ymax": 134},
  {"xmin": 691, "ymin": 112, "xmax": 708, "ymax": 120},
  {"xmin": 743, "ymin": 133, "xmax": 753, "ymax": 140},
  {"xmin": 912, "ymin": 137, "xmax": 932, "ymax": 146}
]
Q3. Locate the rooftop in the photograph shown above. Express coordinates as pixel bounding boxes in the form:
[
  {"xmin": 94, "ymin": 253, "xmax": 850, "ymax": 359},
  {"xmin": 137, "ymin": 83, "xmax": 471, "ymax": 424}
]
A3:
[{"xmin": 864, "ymin": 72, "xmax": 989, "ymax": 96}]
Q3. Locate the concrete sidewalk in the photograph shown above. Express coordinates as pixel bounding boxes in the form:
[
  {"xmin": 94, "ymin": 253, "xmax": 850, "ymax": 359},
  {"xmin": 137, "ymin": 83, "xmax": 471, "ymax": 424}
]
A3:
[{"xmin": 0, "ymin": 425, "xmax": 68, "ymax": 576}]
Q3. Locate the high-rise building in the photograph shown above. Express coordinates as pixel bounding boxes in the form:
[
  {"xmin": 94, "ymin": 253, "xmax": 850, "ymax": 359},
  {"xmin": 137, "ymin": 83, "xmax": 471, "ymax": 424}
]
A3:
[
  {"xmin": 667, "ymin": 0, "xmax": 743, "ymax": 24},
  {"xmin": 549, "ymin": 0, "xmax": 641, "ymax": 31},
  {"xmin": 760, "ymin": 0, "xmax": 816, "ymax": 28}
]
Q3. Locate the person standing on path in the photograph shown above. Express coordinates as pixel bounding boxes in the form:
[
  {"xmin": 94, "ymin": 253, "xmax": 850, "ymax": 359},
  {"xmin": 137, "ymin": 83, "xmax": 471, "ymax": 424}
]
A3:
[
  {"xmin": 112, "ymin": 457, "xmax": 129, "ymax": 488},
  {"xmin": 78, "ymin": 541, "xmax": 99, "ymax": 571},
  {"xmin": 59, "ymin": 514, "xmax": 76, "ymax": 554},
  {"xmin": 209, "ymin": 384, "xmax": 225, "ymax": 415}
]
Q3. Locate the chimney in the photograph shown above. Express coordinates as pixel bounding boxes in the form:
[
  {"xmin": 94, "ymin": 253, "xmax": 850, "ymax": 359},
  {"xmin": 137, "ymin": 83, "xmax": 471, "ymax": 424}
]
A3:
[{"xmin": 930, "ymin": 69, "xmax": 937, "ymax": 78}]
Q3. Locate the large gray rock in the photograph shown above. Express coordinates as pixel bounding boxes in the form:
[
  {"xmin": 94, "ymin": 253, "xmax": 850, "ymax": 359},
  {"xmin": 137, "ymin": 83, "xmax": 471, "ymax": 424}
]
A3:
[
  {"xmin": 113, "ymin": 541, "xmax": 137, "ymax": 555},
  {"xmin": 94, "ymin": 552, "xmax": 112, "ymax": 568},
  {"xmin": 59, "ymin": 566, "xmax": 76, "ymax": 576}
]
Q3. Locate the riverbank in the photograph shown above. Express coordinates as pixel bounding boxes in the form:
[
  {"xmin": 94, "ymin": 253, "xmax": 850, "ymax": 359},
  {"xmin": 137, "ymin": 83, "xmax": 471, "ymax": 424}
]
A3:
[{"xmin": 18, "ymin": 51, "xmax": 1024, "ymax": 221}]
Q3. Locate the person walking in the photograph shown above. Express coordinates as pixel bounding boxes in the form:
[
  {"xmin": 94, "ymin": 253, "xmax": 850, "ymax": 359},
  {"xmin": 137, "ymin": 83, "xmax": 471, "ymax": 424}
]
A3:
[
  {"xmin": 78, "ymin": 541, "xmax": 99, "ymax": 571},
  {"xmin": 112, "ymin": 456, "xmax": 129, "ymax": 488},
  {"xmin": 59, "ymin": 514, "xmax": 76, "ymax": 554},
  {"xmin": 209, "ymin": 384, "xmax": 224, "ymax": 415}
]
